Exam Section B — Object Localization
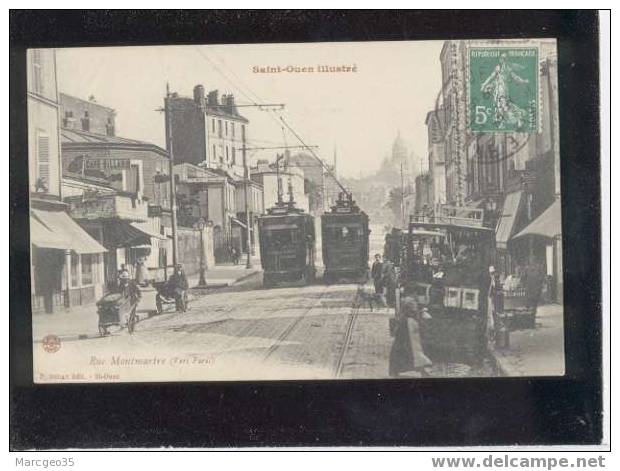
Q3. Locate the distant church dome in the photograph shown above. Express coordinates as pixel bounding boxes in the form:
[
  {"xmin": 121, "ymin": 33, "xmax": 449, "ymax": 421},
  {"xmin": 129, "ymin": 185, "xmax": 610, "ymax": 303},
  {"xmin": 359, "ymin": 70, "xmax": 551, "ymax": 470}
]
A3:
[{"xmin": 391, "ymin": 131, "xmax": 408, "ymax": 165}]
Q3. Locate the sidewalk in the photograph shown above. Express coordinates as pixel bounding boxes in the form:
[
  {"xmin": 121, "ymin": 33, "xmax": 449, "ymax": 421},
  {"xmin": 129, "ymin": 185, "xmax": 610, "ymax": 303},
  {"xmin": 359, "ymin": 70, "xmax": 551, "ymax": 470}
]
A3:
[
  {"xmin": 187, "ymin": 258, "xmax": 261, "ymax": 289},
  {"xmin": 490, "ymin": 303, "xmax": 565, "ymax": 376},
  {"xmin": 31, "ymin": 261, "xmax": 261, "ymax": 342}
]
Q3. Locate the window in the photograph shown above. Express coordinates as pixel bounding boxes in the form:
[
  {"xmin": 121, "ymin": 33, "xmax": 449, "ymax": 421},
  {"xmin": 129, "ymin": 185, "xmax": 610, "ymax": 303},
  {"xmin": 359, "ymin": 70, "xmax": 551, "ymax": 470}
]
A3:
[
  {"xmin": 212, "ymin": 144, "xmax": 216, "ymax": 162},
  {"xmin": 81, "ymin": 254, "xmax": 94, "ymax": 285},
  {"xmin": 212, "ymin": 119, "xmax": 216, "ymax": 133},
  {"xmin": 218, "ymin": 120, "xmax": 222, "ymax": 138},
  {"xmin": 225, "ymin": 121, "xmax": 228, "ymax": 136},
  {"xmin": 231, "ymin": 122, "xmax": 235, "ymax": 138},
  {"xmin": 232, "ymin": 147, "xmax": 236, "ymax": 165},
  {"xmin": 35, "ymin": 130, "xmax": 50, "ymax": 193},
  {"xmin": 31, "ymin": 50, "xmax": 44, "ymax": 95},
  {"xmin": 226, "ymin": 146, "xmax": 229, "ymax": 162}
]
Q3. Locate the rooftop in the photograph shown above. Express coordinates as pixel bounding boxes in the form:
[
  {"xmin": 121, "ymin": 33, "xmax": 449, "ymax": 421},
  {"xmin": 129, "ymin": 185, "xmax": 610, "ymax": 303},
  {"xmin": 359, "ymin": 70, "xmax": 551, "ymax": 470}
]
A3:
[{"xmin": 61, "ymin": 128, "xmax": 169, "ymax": 157}]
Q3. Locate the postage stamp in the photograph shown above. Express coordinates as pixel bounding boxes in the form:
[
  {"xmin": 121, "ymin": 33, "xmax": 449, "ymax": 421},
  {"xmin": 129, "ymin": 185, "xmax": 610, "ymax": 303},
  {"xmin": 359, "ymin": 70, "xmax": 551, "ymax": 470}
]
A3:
[{"xmin": 468, "ymin": 47, "xmax": 539, "ymax": 133}]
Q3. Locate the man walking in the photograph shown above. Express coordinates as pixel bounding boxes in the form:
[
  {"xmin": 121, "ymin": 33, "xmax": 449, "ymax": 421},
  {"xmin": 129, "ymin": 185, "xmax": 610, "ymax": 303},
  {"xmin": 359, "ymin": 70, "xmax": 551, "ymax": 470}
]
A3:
[{"xmin": 371, "ymin": 254, "xmax": 384, "ymax": 295}]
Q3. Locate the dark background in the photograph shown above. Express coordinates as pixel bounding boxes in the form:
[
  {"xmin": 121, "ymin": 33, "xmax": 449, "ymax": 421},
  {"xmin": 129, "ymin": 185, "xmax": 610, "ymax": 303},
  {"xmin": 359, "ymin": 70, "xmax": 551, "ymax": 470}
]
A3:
[{"xmin": 10, "ymin": 10, "xmax": 603, "ymax": 449}]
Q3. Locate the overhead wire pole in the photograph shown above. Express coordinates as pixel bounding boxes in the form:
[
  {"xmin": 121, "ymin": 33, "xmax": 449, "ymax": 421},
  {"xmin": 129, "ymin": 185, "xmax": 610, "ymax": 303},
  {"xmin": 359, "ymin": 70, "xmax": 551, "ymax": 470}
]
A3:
[
  {"xmin": 163, "ymin": 83, "xmax": 179, "ymax": 269},
  {"xmin": 241, "ymin": 124, "xmax": 253, "ymax": 269}
]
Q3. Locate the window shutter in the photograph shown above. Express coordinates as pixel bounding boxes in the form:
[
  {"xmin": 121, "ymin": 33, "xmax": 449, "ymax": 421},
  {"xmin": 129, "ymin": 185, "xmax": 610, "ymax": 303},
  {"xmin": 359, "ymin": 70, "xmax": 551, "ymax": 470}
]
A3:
[{"xmin": 37, "ymin": 133, "xmax": 50, "ymax": 190}]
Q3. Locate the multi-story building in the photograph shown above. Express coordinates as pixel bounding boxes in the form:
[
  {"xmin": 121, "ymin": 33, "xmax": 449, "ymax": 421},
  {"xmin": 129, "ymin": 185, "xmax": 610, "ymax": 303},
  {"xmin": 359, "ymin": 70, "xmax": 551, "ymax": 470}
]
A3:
[
  {"xmin": 434, "ymin": 39, "xmax": 562, "ymax": 300},
  {"xmin": 425, "ymin": 108, "xmax": 447, "ymax": 213},
  {"xmin": 60, "ymin": 94, "xmax": 175, "ymax": 281},
  {"xmin": 167, "ymin": 85, "xmax": 249, "ymax": 178},
  {"xmin": 251, "ymin": 159, "xmax": 310, "ymax": 213},
  {"xmin": 28, "ymin": 49, "xmax": 107, "ymax": 313},
  {"xmin": 174, "ymin": 162, "xmax": 260, "ymax": 263}
]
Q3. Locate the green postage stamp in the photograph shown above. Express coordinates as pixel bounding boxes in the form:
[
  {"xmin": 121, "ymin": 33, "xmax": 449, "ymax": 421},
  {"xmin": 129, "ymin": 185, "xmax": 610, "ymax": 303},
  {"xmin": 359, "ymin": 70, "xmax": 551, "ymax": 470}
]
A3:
[{"xmin": 468, "ymin": 47, "xmax": 539, "ymax": 133}]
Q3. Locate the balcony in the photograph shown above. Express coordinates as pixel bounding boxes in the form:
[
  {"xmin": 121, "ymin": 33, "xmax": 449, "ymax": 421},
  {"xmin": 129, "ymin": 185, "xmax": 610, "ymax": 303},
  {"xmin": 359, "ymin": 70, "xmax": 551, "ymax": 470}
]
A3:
[{"xmin": 66, "ymin": 193, "xmax": 149, "ymax": 222}]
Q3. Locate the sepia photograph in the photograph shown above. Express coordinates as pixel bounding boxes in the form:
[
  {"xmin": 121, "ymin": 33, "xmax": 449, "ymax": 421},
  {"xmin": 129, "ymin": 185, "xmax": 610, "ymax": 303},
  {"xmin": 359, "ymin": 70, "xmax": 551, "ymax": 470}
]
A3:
[{"xmin": 27, "ymin": 38, "xmax": 565, "ymax": 383}]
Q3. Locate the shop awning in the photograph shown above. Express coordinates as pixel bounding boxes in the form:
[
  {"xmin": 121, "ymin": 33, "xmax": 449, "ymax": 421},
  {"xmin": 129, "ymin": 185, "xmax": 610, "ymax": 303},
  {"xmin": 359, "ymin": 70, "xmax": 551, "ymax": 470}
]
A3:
[
  {"xmin": 30, "ymin": 216, "xmax": 70, "ymax": 250},
  {"xmin": 130, "ymin": 222, "xmax": 167, "ymax": 240},
  {"xmin": 512, "ymin": 199, "xmax": 561, "ymax": 240},
  {"xmin": 106, "ymin": 219, "xmax": 153, "ymax": 247},
  {"xmin": 495, "ymin": 191, "xmax": 523, "ymax": 250},
  {"xmin": 32, "ymin": 209, "xmax": 107, "ymax": 254}
]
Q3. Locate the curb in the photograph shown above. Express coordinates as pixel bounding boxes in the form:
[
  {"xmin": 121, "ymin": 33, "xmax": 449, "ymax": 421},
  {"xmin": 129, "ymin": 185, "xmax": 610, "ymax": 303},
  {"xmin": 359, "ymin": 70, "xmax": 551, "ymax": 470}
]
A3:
[{"xmin": 487, "ymin": 347, "xmax": 513, "ymax": 377}]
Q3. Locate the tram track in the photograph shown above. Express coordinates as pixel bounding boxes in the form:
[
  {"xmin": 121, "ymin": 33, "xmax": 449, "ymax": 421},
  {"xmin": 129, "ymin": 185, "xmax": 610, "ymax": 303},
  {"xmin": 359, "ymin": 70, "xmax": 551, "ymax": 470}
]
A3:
[
  {"xmin": 261, "ymin": 283, "xmax": 335, "ymax": 362},
  {"xmin": 333, "ymin": 282, "xmax": 366, "ymax": 378}
]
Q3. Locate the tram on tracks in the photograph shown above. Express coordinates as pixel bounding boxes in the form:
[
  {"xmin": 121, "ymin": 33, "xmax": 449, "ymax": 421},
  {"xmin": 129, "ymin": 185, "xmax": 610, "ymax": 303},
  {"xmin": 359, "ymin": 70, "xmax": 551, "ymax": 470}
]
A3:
[
  {"xmin": 258, "ymin": 183, "xmax": 316, "ymax": 288},
  {"xmin": 321, "ymin": 192, "xmax": 370, "ymax": 284},
  {"xmin": 402, "ymin": 206, "xmax": 496, "ymax": 363}
]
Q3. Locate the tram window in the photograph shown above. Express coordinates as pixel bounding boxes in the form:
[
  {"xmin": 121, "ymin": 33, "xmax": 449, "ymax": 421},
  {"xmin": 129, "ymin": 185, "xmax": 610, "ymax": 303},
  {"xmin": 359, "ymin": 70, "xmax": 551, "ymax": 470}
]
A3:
[
  {"xmin": 329, "ymin": 225, "xmax": 362, "ymax": 242},
  {"xmin": 266, "ymin": 229, "xmax": 299, "ymax": 249}
]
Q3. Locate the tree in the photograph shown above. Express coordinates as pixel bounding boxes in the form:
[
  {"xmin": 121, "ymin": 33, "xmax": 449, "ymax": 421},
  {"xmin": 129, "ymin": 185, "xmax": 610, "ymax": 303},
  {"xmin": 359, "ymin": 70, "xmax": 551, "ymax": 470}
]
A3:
[{"xmin": 385, "ymin": 187, "xmax": 404, "ymax": 224}]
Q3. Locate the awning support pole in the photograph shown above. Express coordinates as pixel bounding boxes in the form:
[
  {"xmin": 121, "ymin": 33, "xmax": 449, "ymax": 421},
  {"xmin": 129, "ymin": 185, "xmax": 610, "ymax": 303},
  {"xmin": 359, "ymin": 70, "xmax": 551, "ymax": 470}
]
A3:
[{"xmin": 64, "ymin": 249, "xmax": 72, "ymax": 309}]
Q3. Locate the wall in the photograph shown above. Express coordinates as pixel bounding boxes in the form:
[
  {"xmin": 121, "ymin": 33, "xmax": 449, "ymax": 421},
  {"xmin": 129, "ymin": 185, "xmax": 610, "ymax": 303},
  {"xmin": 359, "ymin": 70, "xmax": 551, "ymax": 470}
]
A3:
[
  {"xmin": 28, "ymin": 99, "xmax": 62, "ymax": 196},
  {"xmin": 176, "ymin": 226, "xmax": 214, "ymax": 276},
  {"xmin": 168, "ymin": 95, "xmax": 206, "ymax": 166}
]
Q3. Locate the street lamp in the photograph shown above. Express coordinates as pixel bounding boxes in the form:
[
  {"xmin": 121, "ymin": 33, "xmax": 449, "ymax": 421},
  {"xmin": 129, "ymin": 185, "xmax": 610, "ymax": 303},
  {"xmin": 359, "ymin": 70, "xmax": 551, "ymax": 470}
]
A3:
[{"xmin": 195, "ymin": 217, "xmax": 208, "ymax": 288}]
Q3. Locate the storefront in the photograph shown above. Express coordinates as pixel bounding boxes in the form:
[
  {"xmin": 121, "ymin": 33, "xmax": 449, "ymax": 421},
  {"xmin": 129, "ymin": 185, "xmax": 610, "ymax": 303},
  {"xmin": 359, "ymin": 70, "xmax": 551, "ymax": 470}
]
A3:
[
  {"xmin": 511, "ymin": 199, "xmax": 562, "ymax": 303},
  {"xmin": 30, "ymin": 208, "xmax": 107, "ymax": 314}
]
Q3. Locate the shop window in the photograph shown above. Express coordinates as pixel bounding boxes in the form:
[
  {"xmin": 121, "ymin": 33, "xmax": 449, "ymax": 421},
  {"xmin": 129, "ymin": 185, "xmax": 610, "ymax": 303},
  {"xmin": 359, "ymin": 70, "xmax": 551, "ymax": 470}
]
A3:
[{"xmin": 70, "ymin": 252, "xmax": 79, "ymax": 288}]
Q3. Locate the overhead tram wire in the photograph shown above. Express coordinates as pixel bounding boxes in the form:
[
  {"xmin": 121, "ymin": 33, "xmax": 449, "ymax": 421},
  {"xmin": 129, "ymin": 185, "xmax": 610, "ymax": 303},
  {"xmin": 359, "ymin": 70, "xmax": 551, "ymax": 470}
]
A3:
[
  {"xmin": 195, "ymin": 46, "xmax": 348, "ymax": 196},
  {"xmin": 278, "ymin": 115, "xmax": 349, "ymax": 197}
]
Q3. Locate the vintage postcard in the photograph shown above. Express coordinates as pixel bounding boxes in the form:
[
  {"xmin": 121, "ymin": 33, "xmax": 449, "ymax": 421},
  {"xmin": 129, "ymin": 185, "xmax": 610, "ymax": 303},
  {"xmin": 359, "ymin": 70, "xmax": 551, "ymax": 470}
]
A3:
[{"xmin": 28, "ymin": 39, "xmax": 564, "ymax": 383}]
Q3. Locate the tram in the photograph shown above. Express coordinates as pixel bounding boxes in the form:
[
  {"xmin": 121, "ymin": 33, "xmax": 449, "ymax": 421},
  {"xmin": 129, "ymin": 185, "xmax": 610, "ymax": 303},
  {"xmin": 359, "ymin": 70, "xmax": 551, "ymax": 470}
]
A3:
[
  {"xmin": 402, "ymin": 206, "xmax": 496, "ymax": 363},
  {"xmin": 258, "ymin": 183, "xmax": 316, "ymax": 288},
  {"xmin": 321, "ymin": 192, "xmax": 370, "ymax": 283}
]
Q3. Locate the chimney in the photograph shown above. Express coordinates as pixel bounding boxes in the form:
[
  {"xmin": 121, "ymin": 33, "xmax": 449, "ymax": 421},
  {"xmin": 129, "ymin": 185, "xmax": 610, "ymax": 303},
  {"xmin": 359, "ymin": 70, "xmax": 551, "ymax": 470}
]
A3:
[
  {"xmin": 207, "ymin": 90, "xmax": 219, "ymax": 106},
  {"xmin": 193, "ymin": 84, "xmax": 206, "ymax": 112}
]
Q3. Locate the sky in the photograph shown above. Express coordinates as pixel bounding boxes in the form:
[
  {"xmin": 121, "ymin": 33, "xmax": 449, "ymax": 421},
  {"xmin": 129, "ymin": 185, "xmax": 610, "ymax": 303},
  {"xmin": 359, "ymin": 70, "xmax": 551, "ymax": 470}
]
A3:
[{"xmin": 56, "ymin": 40, "xmax": 444, "ymax": 179}]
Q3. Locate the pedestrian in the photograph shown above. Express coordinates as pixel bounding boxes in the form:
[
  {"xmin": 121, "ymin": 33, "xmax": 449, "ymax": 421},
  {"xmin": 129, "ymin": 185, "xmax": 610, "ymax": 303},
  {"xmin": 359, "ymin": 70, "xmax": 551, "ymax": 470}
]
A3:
[
  {"xmin": 168, "ymin": 264, "xmax": 189, "ymax": 312},
  {"xmin": 382, "ymin": 258, "xmax": 397, "ymax": 308},
  {"xmin": 231, "ymin": 246, "xmax": 239, "ymax": 265},
  {"xmin": 486, "ymin": 265, "xmax": 502, "ymax": 344},
  {"xmin": 388, "ymin": 295, "xmax": 432, "ymax": 377},
  {"xmin": 371, "ymin": 254, "xmax": 384, "ymax": 295},
  {"xmin": 523, "ymin": 257, "xmax": 543, "ymax": 309},
  {"xmin": 118, "ymin": 264, "xmax": 131, "ymax": 294},
  {"xmin": 134, "ymin": 257, "xmax": 150, "ymax": 286}
]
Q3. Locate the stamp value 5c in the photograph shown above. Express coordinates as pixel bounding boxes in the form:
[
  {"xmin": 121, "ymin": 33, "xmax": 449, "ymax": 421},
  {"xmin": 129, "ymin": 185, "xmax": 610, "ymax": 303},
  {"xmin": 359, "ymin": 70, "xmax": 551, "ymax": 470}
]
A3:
[{"xmin": 469, "ymin": 47, "xmax": 539, "ymax": 133}]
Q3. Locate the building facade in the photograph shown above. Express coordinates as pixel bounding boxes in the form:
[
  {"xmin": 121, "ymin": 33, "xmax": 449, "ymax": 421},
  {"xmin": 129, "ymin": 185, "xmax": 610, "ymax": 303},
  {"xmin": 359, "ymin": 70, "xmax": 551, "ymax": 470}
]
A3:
[
  {"xmin": 167, "ymin": 85, "xmax": 249, "ymax": 178},
  {"xmin": 432, "ymin": 39, "xmax": 562, "ymax": 301},
  {"xmin": 28, "ymin": 50, "xmax": 107, "ymax": 314}
]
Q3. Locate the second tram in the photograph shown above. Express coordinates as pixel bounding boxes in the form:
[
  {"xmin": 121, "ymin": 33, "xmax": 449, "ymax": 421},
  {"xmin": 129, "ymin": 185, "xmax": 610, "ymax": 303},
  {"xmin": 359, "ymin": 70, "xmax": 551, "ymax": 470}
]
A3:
[{"xmin": 321, "ymin": 193, "xmax": 370, "ymax": 283}]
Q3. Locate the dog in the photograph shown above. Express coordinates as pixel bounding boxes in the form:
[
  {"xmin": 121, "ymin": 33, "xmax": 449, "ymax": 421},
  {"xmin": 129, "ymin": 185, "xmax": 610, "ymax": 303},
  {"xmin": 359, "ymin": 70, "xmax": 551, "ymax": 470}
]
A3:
[{"xmin": 355, "ymin": 286, "xmax": 386, "ymax": 312}]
